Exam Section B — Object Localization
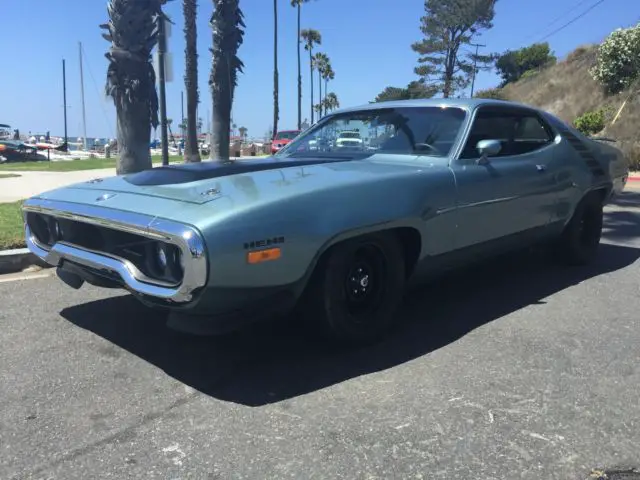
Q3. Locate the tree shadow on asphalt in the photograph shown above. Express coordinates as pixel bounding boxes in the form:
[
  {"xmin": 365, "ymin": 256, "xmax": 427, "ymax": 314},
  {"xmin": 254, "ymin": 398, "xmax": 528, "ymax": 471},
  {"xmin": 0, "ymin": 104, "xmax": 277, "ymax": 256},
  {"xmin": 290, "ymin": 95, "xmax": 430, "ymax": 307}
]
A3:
[{"xmin": 60, "ymin": 192, "xmax": 640, "ymax": 407}]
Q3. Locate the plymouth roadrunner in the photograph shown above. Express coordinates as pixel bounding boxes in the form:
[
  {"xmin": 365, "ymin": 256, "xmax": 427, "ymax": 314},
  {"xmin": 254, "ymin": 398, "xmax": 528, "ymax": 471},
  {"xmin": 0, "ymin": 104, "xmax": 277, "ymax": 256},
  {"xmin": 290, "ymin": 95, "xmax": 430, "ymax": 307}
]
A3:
[{"xmin": 23, "ymin": 99, "xmax": 629, "ymax": 344}]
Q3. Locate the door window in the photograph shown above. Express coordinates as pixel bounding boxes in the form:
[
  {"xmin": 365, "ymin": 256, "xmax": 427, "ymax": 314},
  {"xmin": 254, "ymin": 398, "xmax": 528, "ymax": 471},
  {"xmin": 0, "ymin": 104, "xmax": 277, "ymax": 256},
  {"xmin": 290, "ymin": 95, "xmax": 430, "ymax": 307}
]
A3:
[{"xmin": 460, "ymin": 108, "xmax": 554, "ymax": 159}]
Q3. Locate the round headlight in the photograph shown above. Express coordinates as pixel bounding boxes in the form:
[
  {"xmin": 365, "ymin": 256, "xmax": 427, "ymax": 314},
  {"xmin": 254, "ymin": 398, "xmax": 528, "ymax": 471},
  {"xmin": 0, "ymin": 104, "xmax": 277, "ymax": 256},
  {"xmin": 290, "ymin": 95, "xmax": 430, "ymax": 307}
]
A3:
[
  {"xmin": 54, "ymin": 220, "xmax": 63, "ymax": 239},
  {"xmin": 177, "ymin": 249, "xmax": 185, "ymax": 271},
  {"xmin": 157, "ymin": 244, "xmax": 168, "ymax": 270}
]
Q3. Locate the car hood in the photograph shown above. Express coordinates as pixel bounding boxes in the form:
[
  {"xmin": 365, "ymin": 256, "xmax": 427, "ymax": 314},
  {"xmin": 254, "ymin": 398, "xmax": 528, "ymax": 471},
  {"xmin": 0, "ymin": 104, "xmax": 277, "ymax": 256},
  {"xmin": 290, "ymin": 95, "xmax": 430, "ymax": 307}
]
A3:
[{"xmin": 33, "ymin": 155, "xmax": 427, "ymax": 226}]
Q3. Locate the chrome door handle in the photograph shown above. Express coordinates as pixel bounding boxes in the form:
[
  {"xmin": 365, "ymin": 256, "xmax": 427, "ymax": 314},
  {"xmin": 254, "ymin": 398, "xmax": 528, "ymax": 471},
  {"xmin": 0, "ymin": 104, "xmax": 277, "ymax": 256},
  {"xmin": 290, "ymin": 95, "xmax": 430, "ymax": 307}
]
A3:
[{"xmin": 536, "ymin": 164, "xmax": 547, "ymax": 172}]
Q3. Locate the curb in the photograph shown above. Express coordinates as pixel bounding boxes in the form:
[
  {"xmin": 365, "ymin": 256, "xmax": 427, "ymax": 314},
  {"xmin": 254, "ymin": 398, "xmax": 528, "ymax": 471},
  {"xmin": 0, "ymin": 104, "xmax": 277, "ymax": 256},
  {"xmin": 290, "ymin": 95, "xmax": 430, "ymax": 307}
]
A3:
[
  {"xmin": 628, "ymin": 176, "xmax": 640, "ymax": 182},
  {"xmin": 0, "ymin": 248, "xmax": 51, "ymax": 275}
]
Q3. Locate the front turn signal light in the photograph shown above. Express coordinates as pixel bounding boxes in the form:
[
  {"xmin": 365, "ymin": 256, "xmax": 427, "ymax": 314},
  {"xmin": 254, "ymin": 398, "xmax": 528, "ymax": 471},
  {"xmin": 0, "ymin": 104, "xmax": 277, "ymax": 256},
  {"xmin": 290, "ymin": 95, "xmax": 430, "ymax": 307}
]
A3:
[{"xmin": 247, "ymin": 248, "xmax": 281, "ymax": 264}]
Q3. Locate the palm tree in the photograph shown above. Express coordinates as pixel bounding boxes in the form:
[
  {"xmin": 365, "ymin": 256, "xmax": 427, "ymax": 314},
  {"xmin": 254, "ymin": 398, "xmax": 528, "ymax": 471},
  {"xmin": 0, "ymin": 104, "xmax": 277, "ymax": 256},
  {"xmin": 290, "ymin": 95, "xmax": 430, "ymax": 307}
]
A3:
[
  {"xmin": 272, "ymin": 0, "xmax": 279, "ymax": 140},
  {"xmin": 324, "ymin": 92, "xmax": 339, "ymax": 113},
  {"xmin": 323, "ymin": 63, "xmax": 334, "ymax": 113},
  {"xmin": 183, "ymin": 0, "xmax": 201, "ymax": 162},
  {"xmin": 238, "ymin": 126, "xmax": 248, "ymax": 142},
  {"xmin": 290, "ymin": 0, "xmax": 309, "ymax": 130},
  {"xmin": 312, "ymin": 52, "xmax": 328, "ymax": 118},
  {"xmin": 300, "ymin": 28, "xmax": 321, "ymax": 124},
  {"xmin": 101, "ymin": 0, "xmax": 165, "ymax": 175},
  {"xmin": 209, "ymin": 0, "xmax": 245, "ymax": 161}
]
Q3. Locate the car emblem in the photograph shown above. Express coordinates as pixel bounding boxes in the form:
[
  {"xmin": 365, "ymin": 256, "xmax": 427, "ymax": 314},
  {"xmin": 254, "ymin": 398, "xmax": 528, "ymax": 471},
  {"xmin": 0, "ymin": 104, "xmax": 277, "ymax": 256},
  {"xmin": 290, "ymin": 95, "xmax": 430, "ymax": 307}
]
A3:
[
  {"xmin": 96, "ymin": 193, "xmax": 117, "ymax": 202},
  {"xmin": 201, "ymin": 187, "xmax": 221, "ymax": 197}
]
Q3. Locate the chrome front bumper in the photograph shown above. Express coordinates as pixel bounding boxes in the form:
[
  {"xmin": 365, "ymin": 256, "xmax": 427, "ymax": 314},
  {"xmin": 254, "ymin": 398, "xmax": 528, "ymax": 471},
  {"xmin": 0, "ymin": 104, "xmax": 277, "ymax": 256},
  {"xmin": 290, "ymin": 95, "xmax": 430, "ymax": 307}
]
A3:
[{"xmin": 23, "ymin": 198, "xmax": 208, "ymax": 304}]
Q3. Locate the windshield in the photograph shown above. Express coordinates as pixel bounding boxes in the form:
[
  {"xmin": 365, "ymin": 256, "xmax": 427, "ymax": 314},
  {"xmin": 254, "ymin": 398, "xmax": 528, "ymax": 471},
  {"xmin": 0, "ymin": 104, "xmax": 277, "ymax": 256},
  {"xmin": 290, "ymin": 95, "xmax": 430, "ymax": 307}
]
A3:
[
  {"xmin": 274, "ymin": 130, "xmax": 299, "ymax": 140},
  {"xmin": 276, "ymin": 106, "xmax": 467, "ymax": 158}
]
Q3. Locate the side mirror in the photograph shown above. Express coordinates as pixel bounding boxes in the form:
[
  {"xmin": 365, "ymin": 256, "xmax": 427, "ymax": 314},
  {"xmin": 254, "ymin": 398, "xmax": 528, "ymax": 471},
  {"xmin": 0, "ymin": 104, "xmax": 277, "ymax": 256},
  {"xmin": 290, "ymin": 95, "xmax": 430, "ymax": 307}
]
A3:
[{"xmin": 476, "ymin": 139, "xmax": 502, "ymax": 157}]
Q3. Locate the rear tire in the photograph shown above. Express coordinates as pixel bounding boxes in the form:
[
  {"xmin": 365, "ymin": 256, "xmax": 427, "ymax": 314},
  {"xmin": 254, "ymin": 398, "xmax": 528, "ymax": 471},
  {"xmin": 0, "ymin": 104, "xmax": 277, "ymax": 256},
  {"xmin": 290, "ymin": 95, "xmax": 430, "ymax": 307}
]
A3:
[
  {"xmin": 556, "ymin": 192, "xmax": 604, "ymax": 266},
  {"xmin": 304, "ymin": 232, "xmax": 406, "ymax": 346}
]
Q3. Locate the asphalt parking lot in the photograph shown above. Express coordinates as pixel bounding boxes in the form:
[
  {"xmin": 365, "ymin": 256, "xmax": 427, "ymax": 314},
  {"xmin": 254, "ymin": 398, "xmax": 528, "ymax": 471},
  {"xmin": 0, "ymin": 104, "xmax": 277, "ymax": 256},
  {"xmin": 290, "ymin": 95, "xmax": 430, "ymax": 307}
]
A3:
[{"xmin": 1, "ymin": 187, "xmax": 639, "ymax": 480}]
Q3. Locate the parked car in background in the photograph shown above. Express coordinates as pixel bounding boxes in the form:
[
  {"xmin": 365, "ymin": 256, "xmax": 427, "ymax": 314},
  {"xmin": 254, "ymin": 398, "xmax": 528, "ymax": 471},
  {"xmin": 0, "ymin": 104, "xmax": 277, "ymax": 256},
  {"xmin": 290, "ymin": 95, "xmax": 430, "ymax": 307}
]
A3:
[
  {"xmin": 23, "ymin": 99, "xmax": 628, "ymax": 345},
  {"xmin": 270, "ymin": 129, "xmax": 301, "ymax": 154},
  {"xmin": 335, "ymin": 130, "xmax": 364, "ymax": 150}
]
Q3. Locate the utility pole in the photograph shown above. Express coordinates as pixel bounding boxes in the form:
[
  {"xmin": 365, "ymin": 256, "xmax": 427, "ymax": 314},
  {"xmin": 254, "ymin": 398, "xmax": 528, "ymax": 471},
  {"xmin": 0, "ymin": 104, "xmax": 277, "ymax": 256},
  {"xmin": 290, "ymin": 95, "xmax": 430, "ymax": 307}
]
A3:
[
  {"xmin": 469, "ymin": 42, "xmax": 486, "ymax": 98},
  {"xmin": 157, "ymin": 14, "xmax": 169, "ymax": 166}
]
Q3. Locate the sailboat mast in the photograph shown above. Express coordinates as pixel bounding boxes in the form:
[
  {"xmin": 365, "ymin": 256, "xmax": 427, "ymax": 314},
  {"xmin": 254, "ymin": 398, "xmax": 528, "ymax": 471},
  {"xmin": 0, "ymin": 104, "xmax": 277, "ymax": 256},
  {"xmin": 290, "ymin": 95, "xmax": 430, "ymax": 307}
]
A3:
[
  {"xmin": 62, "ymin": 59, "xmax": 68, "ymax": 147},
  {"xmin": 78, "ymin": 41, "xmax": 88, "ymax": 151}
]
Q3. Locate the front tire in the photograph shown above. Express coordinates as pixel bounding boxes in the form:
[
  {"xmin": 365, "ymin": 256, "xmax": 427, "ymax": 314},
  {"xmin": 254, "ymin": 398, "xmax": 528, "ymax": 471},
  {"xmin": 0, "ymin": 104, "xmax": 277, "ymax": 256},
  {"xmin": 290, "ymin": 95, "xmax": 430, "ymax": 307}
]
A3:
[
  {"xmin": 305, "ymin": 232, "xmax": 406, "ymax": 345},
  {"xmin": 556, "ymin": 192, "xmax": 604, "ymax": 265}
]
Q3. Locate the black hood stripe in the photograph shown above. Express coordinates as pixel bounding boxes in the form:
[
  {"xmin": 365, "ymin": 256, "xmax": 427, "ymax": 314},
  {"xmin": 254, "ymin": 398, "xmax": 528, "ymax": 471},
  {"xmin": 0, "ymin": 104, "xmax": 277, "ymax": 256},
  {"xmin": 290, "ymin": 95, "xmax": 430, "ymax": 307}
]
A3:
[{"xmin": 123, "ymin": 156, "xmax": 353, "ymax": 186}]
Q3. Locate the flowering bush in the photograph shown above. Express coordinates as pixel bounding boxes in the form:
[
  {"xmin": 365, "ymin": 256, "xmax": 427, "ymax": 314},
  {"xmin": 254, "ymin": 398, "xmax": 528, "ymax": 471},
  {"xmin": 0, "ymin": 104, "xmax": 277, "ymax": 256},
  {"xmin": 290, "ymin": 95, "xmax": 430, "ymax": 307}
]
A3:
[{"xmin": 590, "ymin": 24, "xmax": 640, "ymax": 93}]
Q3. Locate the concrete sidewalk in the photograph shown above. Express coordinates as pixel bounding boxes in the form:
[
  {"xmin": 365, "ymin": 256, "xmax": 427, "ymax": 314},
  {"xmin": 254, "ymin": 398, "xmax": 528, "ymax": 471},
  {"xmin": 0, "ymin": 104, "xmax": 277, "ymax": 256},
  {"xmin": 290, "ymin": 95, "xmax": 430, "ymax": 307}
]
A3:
[{"xmin": 0, "ymin": 168, "xmax": 116, "ymax": 203}]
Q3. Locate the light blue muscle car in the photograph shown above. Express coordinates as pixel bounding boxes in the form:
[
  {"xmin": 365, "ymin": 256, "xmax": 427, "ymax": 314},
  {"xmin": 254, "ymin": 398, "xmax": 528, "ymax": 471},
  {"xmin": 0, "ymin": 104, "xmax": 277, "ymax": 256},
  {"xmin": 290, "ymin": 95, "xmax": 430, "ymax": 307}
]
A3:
[{"xmin": 22, "ymin": 99, "xmax": 629, "ymax": 344}]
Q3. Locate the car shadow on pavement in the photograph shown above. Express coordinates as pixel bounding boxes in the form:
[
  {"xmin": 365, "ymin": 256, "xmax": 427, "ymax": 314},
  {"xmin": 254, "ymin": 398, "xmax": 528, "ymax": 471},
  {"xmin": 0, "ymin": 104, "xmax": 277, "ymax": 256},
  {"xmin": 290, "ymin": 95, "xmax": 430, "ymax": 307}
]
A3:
[{"xmin": 61, "ymin": 211, "xmax": 640, "ymax": 407}]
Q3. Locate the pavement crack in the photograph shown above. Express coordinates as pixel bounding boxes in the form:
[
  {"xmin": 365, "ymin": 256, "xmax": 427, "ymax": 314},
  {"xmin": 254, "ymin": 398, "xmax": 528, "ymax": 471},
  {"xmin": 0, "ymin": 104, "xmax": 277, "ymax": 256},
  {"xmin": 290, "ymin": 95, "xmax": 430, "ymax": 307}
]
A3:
[{"xmin": 13, "ymin": 390, "xmax": 201, "ymax": 479}]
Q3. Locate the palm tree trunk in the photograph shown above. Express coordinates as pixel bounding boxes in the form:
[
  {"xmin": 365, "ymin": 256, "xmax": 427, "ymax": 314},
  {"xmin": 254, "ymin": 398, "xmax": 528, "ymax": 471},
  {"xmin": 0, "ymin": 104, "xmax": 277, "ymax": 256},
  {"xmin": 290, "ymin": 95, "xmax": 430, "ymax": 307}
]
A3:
[
  {"xmin": 211, "ymin": 64, "xmax": 231, "ymax": 160},
  {"xmin": 273, "ymin": 0, "xmax": 279, "ymax": 137},
  {"xmin": 324, "ymin": 78, "xmax": 328, "ymax": 106},
  {"xmin": 102, "ymin": 0, "xmax": 162, "ymax": 175},
  {"xmin": 184, "ymin": 0, "xmax": 201, "ymax": 163},
  {"xmin": 210, "ymin": 0, "xmax": 245, "ymax": 161},
  {"xmin": 115, "ymin": 102, "xmax": 153, "ymax": 174},
  {"xmin": 317, "ymin": 68, "xmax": 322, "ymax": 118},
  {"xmin": 309, "ymin": 49, "xmax": 314, "ymax": 124},
  {"xmin": 296, "ymin": 3, "xmax": 302, "ymax": 130}
]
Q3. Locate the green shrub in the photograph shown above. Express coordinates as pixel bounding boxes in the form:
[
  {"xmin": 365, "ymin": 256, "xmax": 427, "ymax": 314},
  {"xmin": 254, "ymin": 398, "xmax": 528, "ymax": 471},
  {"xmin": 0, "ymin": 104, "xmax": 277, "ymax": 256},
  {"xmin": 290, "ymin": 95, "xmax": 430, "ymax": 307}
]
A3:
[
  {"xmin": 573, "ymin": 109, "xmax": 606, "ymax": 136},
  {"xmin": 590, "ymin": 23, "xmax": 640, "ymax": 93},
  {"xmin": 474, "ymin": 87, "xmax": 506, "ymax": 100},
  {"xmin": 519, "ymin": 69, "xmax": 539, "ymax": 81}
]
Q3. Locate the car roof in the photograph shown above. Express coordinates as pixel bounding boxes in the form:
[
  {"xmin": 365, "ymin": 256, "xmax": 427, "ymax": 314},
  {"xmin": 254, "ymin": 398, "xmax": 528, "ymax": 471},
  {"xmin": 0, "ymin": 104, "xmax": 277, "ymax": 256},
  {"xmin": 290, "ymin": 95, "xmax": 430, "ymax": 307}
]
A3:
[{"xmin": 329, "ymin": 98, "xmax": 544, "ymax": 116}]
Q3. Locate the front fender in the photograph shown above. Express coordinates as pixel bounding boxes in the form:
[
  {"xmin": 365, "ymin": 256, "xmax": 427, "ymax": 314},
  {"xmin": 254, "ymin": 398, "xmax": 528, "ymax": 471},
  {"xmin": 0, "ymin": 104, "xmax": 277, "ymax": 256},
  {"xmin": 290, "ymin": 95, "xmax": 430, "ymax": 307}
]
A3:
[{"xmin": 201, "ymin": 170, "xmax": 456, "ymax": 290}]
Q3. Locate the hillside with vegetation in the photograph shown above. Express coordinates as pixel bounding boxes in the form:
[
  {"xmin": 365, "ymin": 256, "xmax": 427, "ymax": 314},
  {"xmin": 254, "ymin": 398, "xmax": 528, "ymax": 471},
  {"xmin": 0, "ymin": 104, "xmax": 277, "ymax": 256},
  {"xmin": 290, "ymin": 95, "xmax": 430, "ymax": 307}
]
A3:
[{"xmin": 476, "ymin": 24, "xmax": 640, "ymax": 170}]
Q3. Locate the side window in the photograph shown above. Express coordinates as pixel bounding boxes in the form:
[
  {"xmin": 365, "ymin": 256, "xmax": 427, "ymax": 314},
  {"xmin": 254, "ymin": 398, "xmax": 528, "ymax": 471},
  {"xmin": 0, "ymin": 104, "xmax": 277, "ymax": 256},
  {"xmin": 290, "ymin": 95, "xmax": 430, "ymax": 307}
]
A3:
[
  {"xmin": 460, "ymin": 108, "xmax": 554, "ymax": 159},
  {"xmin": 460, "ymin": 110, "xmax": 516, "ymax": 159},
  {"xmin": 511, "ymin": 114, "xmax": 554, "ymax": 155}
]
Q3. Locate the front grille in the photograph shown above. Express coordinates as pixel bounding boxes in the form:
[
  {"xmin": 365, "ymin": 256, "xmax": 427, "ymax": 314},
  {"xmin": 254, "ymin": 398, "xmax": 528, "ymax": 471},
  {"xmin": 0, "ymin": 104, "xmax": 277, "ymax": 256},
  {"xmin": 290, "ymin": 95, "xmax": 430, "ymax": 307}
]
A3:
[{"xmin": 25, "ymin": 211, "xmax": 184, "ymax": 285}]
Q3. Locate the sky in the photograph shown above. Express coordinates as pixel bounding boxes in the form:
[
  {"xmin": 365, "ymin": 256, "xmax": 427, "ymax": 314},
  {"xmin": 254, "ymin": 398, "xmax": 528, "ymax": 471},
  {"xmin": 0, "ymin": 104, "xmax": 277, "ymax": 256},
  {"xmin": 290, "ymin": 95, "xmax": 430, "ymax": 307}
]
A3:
[{"xmin": 2, "ymin": 0, "xmax": 638, "ymax": 140}]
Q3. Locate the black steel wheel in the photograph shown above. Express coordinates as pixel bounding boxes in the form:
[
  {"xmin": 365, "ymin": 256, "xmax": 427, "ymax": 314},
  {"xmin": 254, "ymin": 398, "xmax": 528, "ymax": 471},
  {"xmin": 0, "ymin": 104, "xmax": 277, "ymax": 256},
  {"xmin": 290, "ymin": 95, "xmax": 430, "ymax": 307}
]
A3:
[
  {"xmin": 305, "ymin": 232, "xmax": 406, "ymax": 345},
  {"xmin": 557, "ymin": 192, "xmax": 604, "ymax": 266}
]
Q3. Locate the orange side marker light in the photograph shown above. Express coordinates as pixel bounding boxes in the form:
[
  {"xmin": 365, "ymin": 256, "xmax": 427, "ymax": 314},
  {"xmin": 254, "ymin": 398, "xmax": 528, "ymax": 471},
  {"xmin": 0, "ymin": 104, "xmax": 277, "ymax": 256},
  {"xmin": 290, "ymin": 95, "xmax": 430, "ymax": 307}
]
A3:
[{"xmin": 247, "ymin": 247, "xmax": 281, "ymax": 264}]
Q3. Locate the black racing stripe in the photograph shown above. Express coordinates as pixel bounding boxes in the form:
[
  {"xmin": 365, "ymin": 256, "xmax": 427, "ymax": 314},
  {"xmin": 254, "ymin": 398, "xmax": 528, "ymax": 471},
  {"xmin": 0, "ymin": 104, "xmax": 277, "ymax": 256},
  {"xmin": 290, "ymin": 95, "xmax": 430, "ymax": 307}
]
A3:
[
  {"xmin": 123, "ymin": 156, "xmax": 354, "ymax": 186},
  {"xmin": 556, "ymin": 125, "xmax": 605, "ymax": 177}
]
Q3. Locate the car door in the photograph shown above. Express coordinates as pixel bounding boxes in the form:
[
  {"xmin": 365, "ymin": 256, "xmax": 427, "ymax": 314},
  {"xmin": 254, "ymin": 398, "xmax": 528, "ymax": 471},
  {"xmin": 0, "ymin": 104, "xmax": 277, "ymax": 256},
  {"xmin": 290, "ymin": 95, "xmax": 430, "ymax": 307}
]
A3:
[{"xmin": 450, "ymin": 105, "xmax": 559, "ymax": 250}]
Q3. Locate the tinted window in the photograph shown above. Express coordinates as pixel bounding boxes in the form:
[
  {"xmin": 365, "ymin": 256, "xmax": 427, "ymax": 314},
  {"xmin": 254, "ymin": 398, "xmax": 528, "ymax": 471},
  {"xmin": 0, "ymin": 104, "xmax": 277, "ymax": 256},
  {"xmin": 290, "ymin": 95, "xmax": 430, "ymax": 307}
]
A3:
[{"xmin": 460, "ymin": 108, "xmax": 554, "ymax": 159}]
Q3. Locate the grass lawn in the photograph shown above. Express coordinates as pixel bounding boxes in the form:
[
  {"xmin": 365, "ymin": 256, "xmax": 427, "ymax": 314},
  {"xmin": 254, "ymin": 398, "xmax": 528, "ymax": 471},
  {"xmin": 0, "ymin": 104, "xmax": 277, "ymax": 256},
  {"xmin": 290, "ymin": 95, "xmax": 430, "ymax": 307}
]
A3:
[
  {"xmin": 0, "ymin": 155, "xmax": 183, "ymax": 172},
  {"xmin": 0, "ymin": 201, "xmax": 25, "ymax": 250}
]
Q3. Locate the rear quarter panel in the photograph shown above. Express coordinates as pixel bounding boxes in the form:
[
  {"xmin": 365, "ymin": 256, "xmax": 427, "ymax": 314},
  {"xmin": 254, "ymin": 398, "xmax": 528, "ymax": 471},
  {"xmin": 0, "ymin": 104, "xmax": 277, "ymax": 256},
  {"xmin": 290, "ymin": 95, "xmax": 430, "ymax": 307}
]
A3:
[{"xmin": 542, "ymin": 114, "xmax": 623, "ymax": 224}]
